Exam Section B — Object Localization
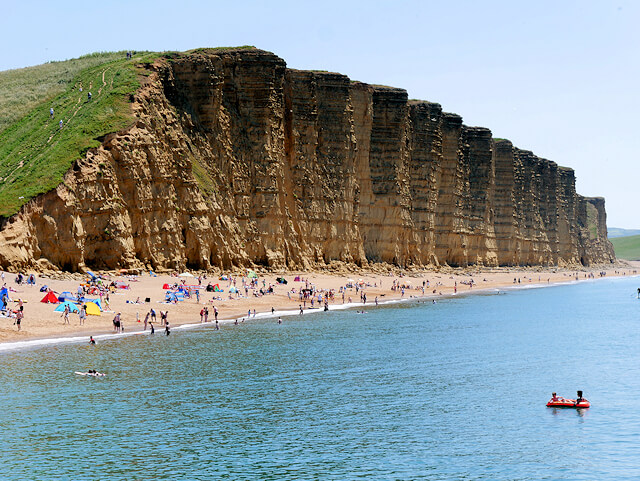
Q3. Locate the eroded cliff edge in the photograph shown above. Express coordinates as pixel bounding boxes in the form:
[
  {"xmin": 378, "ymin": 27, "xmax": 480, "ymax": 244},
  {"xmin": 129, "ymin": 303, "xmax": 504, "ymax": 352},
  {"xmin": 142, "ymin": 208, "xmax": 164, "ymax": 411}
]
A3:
[{"xmin": 0, "ymin": 48, "xmax": 615, "ymax": 271}]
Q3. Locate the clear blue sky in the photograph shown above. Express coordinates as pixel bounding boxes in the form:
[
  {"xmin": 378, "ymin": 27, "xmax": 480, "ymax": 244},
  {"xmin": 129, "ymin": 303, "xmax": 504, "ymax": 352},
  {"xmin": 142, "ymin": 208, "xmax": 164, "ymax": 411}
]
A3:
[{"xmin": 4, "ymin": 0, "xmax": 638, "ymax": 228}]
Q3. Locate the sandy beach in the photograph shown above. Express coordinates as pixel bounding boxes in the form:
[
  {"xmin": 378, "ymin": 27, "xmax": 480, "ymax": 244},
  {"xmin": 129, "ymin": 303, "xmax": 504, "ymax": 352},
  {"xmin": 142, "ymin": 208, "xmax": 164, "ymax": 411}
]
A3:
[{"xmin": 0, "ymin": 263, "xmax": 637, "ymax": 346}]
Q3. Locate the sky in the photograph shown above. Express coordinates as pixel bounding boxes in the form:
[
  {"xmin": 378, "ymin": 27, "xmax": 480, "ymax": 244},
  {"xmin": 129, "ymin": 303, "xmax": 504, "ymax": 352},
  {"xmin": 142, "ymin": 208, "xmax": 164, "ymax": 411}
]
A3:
[{"xmin": 3, "ymin": 0, "xmax": 638, "ymax": 227}]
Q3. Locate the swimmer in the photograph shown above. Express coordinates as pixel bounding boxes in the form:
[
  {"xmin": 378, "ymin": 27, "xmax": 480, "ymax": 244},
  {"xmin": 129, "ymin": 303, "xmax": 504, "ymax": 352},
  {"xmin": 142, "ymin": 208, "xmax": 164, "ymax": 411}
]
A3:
[
  {"xmin": 89, "ymin": 336, "xmax": 96, "ymax": 345},
  {"xmin": 278, "ymin": 317, "xmax": 282, "ymax": 324}
]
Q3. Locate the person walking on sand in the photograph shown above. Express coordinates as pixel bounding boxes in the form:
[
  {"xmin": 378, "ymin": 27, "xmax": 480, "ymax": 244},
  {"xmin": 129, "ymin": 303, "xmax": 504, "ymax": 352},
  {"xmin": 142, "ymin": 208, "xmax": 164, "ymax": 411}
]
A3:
[
  {"xmin": 200, "ymin": 308, "xmax": 205, "ymax": 323},
  {"xmin": 149, "ymin": 322, "xmax": 155, "ymax": 335},
  {"xmin": 62, "ymin": 305, "xmax": 70, "ymax": 324},
  {"xmin": 144, "ymin": 312, "xmax": 149, "ymax": 330},
  {"xmin": 79, "ymin": 304, "xmax": 86, "ymax": 326},
  {"xmin": 214, "ymin": 307, "xmax": 218, "ymax": 322},
  {"xmin": 203, "ymin": 307, "xmax": 208, "ymax": 323},
  {"xmin": 150, "ymin": 308, "xmax": 156, "ymax": 322}
]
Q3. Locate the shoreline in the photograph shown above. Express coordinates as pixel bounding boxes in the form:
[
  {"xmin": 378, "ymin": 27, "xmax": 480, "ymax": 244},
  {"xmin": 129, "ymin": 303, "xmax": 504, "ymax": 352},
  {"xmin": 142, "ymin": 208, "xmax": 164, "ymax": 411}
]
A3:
[{"xmin": 0, "ymin": 264, "xmax": 637, "ymax": 352}]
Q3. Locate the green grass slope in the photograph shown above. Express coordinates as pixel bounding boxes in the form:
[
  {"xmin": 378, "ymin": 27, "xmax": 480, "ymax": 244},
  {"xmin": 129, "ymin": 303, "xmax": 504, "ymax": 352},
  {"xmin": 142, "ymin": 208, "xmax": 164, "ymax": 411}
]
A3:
[
  {"xmin": 0, "ymin": 52, "xmax": 126, "ymax": 134},
  {"xmin": 0, "ymin": 52, "xmax": 158, "ymax": 218},
  {"xmin": 610, "ymin": 234, "xmax": 640, "ymax": 260}
]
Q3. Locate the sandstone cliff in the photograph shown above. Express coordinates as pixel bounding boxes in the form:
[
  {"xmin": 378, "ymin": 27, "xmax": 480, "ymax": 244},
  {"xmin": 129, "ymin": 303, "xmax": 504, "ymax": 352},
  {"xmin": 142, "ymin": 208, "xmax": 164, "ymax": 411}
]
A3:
[{"xmin": 0, "ymin": 48, "xmax": 615, "ymax": 271}]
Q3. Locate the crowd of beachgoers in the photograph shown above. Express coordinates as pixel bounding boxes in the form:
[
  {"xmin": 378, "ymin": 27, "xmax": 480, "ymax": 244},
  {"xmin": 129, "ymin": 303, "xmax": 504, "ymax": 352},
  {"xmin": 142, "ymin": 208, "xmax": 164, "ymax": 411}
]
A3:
[{"xmin": 0, "ymin": 264, "xmax": 636, "ymax": 344}]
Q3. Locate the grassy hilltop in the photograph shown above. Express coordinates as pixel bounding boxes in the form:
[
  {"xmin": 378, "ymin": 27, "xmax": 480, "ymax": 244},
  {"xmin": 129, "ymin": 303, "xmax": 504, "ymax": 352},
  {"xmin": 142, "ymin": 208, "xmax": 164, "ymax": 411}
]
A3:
[
  {"xmin": 609, "ymin": 235, "xmax": 640, "ymax": 261},
  {"xmin": 0, "ymin": 51, "xmax": 157, "ymax": 218}
]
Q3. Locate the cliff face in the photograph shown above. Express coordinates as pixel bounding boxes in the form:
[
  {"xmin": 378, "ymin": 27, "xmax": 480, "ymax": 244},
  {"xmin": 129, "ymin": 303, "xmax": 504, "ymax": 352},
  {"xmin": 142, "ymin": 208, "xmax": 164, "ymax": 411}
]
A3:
[{"xmin": 0, "ymin": 49, "xmax": 615, "ymax": 271}]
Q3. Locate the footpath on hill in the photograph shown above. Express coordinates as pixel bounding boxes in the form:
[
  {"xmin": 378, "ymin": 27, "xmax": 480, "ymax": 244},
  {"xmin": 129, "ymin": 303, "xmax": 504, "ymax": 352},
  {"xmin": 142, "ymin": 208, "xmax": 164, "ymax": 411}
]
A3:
[{"xmin": 0, "ymin": 53, "xmax": 157, "ymax": 218}]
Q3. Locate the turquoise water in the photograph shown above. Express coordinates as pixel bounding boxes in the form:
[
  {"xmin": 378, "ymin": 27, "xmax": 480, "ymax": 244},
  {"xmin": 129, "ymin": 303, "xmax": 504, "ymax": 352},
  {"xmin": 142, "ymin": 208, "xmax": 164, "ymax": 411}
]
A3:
[{"xmin": 1, "ymin": 277, "xmax": 640, "ymax": 479}]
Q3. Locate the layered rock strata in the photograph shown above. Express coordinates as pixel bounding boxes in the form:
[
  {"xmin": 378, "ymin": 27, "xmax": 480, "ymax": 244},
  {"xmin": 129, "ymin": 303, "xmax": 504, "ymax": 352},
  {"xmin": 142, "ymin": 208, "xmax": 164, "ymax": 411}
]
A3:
[{"xmin": 0, "ymin": 48, "xmax": 615, "ymax": 271}]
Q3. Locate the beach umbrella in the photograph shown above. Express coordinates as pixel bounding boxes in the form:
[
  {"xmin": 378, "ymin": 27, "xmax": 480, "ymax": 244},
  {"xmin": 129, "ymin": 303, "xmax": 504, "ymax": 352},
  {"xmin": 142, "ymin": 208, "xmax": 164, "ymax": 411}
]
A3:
[
  {"xmin": 54, "ymin": 301, "xmax": 79, "ymax": 313},
  {"xmin": 179, "ymin": 272, "xmax": 194, "ymax": 277}
]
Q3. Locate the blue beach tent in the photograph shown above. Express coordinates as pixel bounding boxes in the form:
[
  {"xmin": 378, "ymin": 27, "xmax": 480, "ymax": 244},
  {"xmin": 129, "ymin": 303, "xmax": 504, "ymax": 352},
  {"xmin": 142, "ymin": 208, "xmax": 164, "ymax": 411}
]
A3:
[
  {"xmin": 58, "ymin": 291, "xmax": 78, "ymax": 302},
  {"xmin": 54, "ymin": 301, "xmax": 80, "ymax": 313},
  {"xmin": 79, "ymin": 297, "xmax": 102, "ymax": 309}
]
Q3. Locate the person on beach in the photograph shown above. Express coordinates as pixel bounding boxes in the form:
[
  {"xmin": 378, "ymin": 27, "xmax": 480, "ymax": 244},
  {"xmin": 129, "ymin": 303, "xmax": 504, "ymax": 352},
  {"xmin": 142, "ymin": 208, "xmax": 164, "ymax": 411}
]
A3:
[
  {"xmin": 150, "ymin": 308, "xmax": 156, "ymax": 322},
  {"xmin": 149, "ymin": 322, "xmax": 155, "ymax": 335},
  {"xmin": 89, "ymin": 336, "xmax": 96, "ymax": 345},
  {"xmin": 215, "ymin": 319, "xmax": 219, "ymax": 330},
  {"xmin": 62, "ymin": 305, "xmax": 70, "ymax": 324},
  {"xmin": 113, "ymin": 313, "xmax": 121, "ymax": 333},
  {"xmin": 214, "ymin": 307, "xmax": 218, "ymax": 322},
  {"xmin": 79, "ymin": 304, "xmax": 86, "ymax": 326},
  {"xmin": 299, "ymin": 305, "xmax": 303, "ymax": 315},
  {"xmin": 200, "ymin": 308, "xmax": 205, "ymax": 323},
  {"xmin": 204, "ymin": 307, "xmax": 208, "ymax": 323},
  {"xmin": 144, "ymin": 312, "xmax": 149, "ymax": 330},
  {"xmin": 161, "ymin": 310, "xmax": 168, "ymax": 326},
  {"xmin": 15, "ymin": 309, "xmax": 22, "ymax": 331},
  {"xmin": 278, "ymin": 317, "xmax": 282, "ymax": 324},
  {"xmin": 165, "ymin": 321, "xmax": 170, "ymax": 336}
]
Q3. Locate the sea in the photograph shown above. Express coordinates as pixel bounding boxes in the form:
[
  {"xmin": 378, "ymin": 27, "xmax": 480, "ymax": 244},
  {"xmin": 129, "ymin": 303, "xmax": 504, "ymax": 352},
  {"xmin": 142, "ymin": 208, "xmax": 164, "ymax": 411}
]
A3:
[{"xmin": 1, "ymin": 275, "xmax": 640, "ymax": 480}]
